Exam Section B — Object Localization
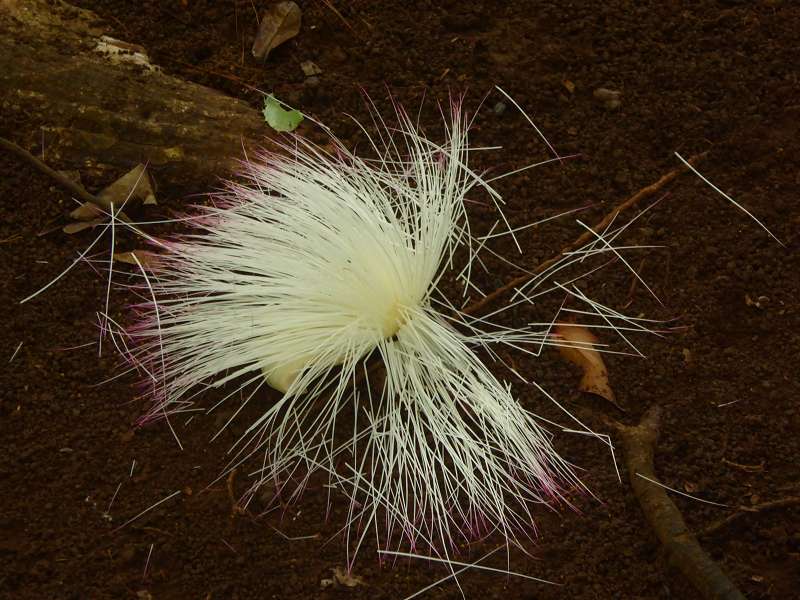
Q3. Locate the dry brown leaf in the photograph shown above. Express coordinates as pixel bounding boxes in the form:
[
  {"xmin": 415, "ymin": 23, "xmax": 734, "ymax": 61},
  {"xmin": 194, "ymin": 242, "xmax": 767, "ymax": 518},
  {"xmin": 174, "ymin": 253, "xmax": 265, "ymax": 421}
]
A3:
[
  {"xmin": 69, "ymin": 164, "xmax": 156, "ymax": 221},
  {"xmin": 96, "ymin": 163, "xmax": 156, "ymax": 207},
  {"xmin": 252, "ymin": 1, "xmax": 302, "ymax": 60},
  {"xmin": 113, "ymin": 250, "xmax": 159, "ymax": 270},
  {"xmin": 63, "ymin": 218, "xmax": 105, "ymax": 234},
  {"xmin": 69, "ymin": 202, "xmax": 104, "ymax": 221},
  {"xmin": 554, "ymin": 322, "xmax": 618, "ymax": 408},
  {"xmin": 300, "ymin": 60, "xmax": 321, "ymax": 77},
  {"xmin": 332, "ymin": 566, "xmax": 364, "ymax": 588}
]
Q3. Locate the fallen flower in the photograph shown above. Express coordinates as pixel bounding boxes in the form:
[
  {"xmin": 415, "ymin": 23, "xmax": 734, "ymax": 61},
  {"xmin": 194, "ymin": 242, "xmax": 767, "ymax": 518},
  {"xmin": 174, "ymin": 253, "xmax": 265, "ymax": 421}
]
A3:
[{"xmin": 122, "ymin": 99, "xmax": 587, "ymax": 559}]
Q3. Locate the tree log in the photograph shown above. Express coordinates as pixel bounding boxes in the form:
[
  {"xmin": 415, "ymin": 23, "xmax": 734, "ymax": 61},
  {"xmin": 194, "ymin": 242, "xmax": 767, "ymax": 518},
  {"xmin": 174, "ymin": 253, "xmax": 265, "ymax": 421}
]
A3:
[{"xmin": 0, "ymin": 0, "xmax": 265, "ymax": 186}]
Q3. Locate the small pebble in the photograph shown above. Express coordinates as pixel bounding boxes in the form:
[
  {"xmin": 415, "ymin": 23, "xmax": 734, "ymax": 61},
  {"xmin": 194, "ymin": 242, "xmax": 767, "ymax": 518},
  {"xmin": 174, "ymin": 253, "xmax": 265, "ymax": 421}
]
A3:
[{"xmin": 300, "ymin": 60, "xmax": 322, "ymax": 77}]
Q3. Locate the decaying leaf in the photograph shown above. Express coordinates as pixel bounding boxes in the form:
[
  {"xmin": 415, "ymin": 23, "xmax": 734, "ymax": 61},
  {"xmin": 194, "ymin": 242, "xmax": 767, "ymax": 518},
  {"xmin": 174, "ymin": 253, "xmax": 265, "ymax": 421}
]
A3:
[
  {"xmin": 252, "ymin": 1, "xmax": 302, "ymax": 60},
  {"xmin": 69, "ymin": 202, "xmax": 104, "ymax": 221},
  {"xmin": 300, "ymin": 60, "xmax": 322, "ymax": 77},
  {"xmin": 113, "ymin": 250, "xmax": 159, "ymax": 270},
  {"xmin": 593, "ymin": 87, "xmax": 622, "ymax": 110},
  {"xmin": 96, "ymin": 164, "xmax": 157, "ymax": 207},
  {"xmin": 69, "ymin": 164, "xmax": 156, "ymax": 221},
  {"xmin": 554, "ymin": 322, "xmax": 618, "ymax": 408},
  {"xmin": 262, "ymin": 95, "xmax": 304, "ymax": 132},
  {"xmin": 319, "ymin": 566, "xmax": 365, "ymax": 588},
  {"xmin": 682, "ymin": 348, "xmax": 692, "ymax": 364},
  {"xmin": 63, "ymin": 218, "xmax": 106, "ymax": 234},
  {"xmin": 332, "ymin": 566, "xmax": 364, "ymax": 588}
]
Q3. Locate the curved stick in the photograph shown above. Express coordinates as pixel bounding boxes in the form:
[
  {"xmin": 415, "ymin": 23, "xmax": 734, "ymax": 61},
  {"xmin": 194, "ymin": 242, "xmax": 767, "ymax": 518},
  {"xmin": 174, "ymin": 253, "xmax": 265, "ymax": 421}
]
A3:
[{"xmin": 614, "ymin": 406, "xmax": 746, "ymax": 600}]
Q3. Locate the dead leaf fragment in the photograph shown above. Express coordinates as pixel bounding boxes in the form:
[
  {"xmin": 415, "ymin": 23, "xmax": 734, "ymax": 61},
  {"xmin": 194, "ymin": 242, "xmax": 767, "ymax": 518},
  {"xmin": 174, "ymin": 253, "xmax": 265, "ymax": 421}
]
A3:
[
  {"xmin": 555, "ymin": 323, "xmax": 618, "ymax": 407},
  {"xmin": 331, "ymin": 566, "xmax": 364, "ymax": 588},
  {"xmin": 593, "ymin": 87, "xmax": 622, "ymax": 110},
  {"xmin": 63, "ymin": 218, "xmax": 106, "ymax": 234},
  {"xmin": 113, "ymin": 250, "xmax": 159, "ymax": 270},
  {"xmin": 69, "ymin": 202, "xmax": 104, "ymax": 221},
  {"xmin": 681, "ymin": 348, "xmax": 692, "ymax": 364},
  {"xmin": 252, "ymin": 1, "xmax": 302, "ymax": 60},
  {"xmin": 69, "ymin": 164, "xmax": 156, "ymax": 221},
  {"xmin": 300, "ymin": 60, "xmax": 322, "ymax": 77},
  {"xmin": 96, "ymin": 164, "xmax": 156, "ymax": 207},
  {"xmin": 593, "ymin": 87, "xmax": 621, "ymax": 102}
]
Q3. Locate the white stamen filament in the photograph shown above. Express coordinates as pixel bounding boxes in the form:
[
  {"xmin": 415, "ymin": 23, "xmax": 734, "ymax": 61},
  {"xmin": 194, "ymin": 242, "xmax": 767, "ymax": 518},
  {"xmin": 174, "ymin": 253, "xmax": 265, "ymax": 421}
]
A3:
[{"xmin": 117, "ymin": 100, "xmax": 646, "ymax": 558}]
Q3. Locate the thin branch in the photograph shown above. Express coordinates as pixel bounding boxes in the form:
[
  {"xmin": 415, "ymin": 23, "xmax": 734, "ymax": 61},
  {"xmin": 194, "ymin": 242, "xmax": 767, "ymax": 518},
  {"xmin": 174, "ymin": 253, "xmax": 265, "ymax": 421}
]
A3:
[
  {"xmin": 699, "ymin": 497, "xmax": 800, "ymax": 538},
  {"xmin": 463, "ymin": 152, "xmax": 707, "ymax": 316},
  {"xmin": 611, "ymin": 406, "xmax": 746, "ymax": 600},
  {"xmin": 0, "ymin": 136, "xmax": 101, "ymax": 208},
  {"xmin": 0, "ymin": 135, "xmax": 138, "ymax": 228}
]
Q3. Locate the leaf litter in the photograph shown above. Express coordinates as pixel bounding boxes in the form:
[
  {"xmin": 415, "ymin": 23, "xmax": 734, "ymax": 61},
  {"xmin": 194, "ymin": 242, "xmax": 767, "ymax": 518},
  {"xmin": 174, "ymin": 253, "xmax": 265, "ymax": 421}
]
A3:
[
  {"xmin": 554, "ymin": 321, "xmax": 620, "ymax": 409},
  {"xmin": 65, "ymin": 164, "xmax": 156, "ymax": 233},
  {"xmin": 252, "ymin": 1, "xmax": 302, "ymax": 60},
  {"xmin": 320, "ymin": 566, "xmax": 365, "ymax": 589}
]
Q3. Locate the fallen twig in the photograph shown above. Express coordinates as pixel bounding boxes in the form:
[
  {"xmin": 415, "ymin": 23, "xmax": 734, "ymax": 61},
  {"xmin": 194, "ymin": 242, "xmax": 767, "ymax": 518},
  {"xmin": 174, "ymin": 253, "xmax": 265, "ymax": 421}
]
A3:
[
  {"xmin": 462, "ymin": 152, "xmax": 707, "ymax": 316},
  {"xmin": 612, "ymin": 406, "xmax": 746, "ymax": 600},
  {"xmin": 699, "ymin": 496, "xmax": 800, "ymax": 538},
  {"xmin": 1, "ymin": 135, "xmax": 103, "ymax": 209},
  {"xmin": 721, "ymin": 457, "xmax": 764, "ymax": 473},
  {"xmin": 0, "ymin": 135, "xmax": 141, "ymax": 232}
]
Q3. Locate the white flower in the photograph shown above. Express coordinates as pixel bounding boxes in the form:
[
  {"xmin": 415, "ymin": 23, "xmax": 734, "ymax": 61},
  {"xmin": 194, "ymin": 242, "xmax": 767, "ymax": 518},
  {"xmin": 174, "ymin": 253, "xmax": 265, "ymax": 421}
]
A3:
[{"xmin": 125, "ymin": 101, "xmax": 588, "ymax": 559}]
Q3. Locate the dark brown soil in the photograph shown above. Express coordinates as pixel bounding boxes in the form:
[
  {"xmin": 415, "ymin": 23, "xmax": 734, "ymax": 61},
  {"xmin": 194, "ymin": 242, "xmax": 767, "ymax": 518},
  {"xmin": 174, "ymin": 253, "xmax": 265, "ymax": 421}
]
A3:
[{"xmin": 2, "ymin": 1, "xmax": 799, "ymax": 598}]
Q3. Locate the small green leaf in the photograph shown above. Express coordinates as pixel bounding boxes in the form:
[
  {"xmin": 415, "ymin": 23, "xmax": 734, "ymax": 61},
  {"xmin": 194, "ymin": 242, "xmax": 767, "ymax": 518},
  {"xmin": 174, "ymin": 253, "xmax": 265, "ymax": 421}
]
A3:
[{"xmin": 262, "ymin": 95, "xmax": 303, "ymax": 132}]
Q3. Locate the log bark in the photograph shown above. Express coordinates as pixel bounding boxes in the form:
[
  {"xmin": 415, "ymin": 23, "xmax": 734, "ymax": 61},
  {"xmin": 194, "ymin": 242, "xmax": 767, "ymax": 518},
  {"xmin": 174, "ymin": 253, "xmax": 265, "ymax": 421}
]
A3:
[{"xmin": 0, "ymin": 0, "xmax": 265, "ymax": 186}]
